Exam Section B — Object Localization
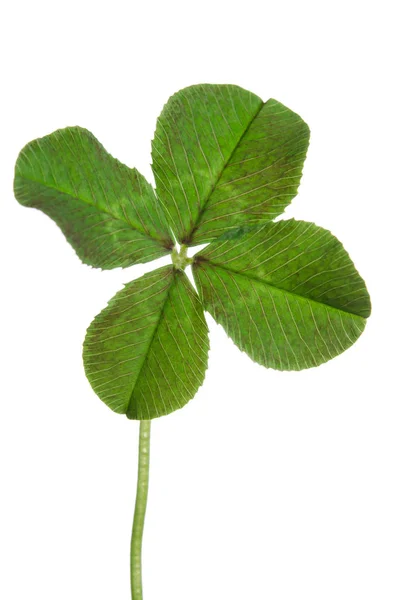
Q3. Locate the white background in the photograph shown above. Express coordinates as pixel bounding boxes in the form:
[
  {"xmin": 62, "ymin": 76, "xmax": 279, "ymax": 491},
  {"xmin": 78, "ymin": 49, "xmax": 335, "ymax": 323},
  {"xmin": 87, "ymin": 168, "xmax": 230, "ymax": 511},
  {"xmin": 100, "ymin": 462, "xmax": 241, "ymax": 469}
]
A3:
[{"xmin": 1, "ymin": 1, "xmax": 396, "ymax": 599}]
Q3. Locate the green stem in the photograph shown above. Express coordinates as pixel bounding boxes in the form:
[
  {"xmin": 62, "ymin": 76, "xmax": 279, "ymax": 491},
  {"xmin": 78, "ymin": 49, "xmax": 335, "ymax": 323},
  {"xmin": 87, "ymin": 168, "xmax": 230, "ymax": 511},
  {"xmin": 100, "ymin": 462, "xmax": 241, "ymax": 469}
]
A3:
[{"xmin": 130, "ymin": 420, "xmax": 151, "ymax": 600}]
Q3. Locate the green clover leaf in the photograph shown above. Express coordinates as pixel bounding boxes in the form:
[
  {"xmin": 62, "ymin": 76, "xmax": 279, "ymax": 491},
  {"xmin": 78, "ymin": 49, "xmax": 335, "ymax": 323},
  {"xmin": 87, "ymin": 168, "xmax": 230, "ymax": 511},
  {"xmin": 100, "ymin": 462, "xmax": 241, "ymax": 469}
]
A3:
[
  {"xmin": 14, "ymin": 127, "xmax": 174, "ymax": 269},
  {"xmin": 152, "ymin": 88, "xmax": 309, "ymax": 245}
]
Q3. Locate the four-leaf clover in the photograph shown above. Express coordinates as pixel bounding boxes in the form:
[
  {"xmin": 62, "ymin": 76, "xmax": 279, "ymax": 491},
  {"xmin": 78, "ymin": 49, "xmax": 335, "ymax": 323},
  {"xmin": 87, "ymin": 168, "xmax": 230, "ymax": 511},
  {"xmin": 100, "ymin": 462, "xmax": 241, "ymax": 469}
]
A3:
[{"xmin": 14, "ymin": 84, "xmax": 371, "ymax": 421}]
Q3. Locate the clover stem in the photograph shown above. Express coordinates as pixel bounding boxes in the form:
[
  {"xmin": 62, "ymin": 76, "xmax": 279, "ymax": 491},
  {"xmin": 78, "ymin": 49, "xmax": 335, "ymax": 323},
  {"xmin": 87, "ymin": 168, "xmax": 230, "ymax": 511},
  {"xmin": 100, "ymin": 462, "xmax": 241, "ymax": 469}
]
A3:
[{"xmin": 130, "ymin": 420, "xmax": 151, "ymax": 600}]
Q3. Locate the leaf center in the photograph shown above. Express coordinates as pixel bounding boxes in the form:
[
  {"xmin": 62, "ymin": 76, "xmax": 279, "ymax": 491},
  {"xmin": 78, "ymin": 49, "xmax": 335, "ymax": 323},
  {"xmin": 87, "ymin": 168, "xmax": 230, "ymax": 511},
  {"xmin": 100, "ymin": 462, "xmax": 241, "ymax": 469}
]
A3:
[{"xmin": 171, "ymin": 244, "xmax": 193, "ymax": 270}]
